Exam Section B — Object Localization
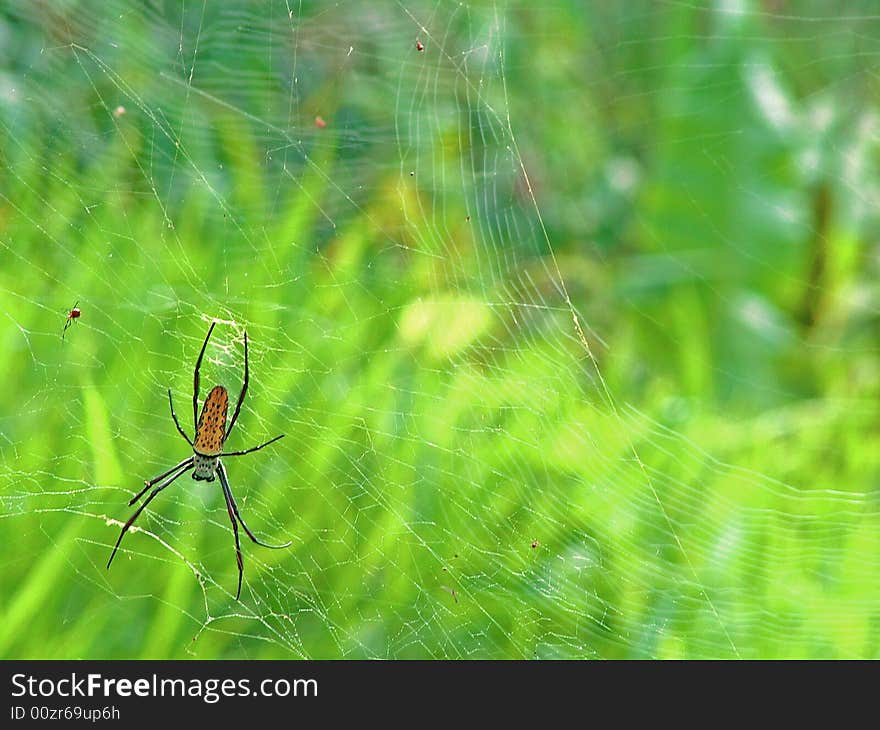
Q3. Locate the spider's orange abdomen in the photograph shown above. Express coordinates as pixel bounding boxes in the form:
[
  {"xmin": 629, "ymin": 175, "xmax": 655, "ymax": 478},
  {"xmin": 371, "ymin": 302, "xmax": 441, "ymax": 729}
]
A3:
[{"xmin": 194, "ymin": 385, "xmax": 228, "ymax": 455}]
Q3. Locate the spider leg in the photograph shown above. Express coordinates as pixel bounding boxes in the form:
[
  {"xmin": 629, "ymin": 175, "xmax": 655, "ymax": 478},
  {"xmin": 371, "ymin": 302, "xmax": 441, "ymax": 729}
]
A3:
[
  {"xmin": 107, "ymin": 465, "xmax": 193, "ymax": 569},
  {"xmin": 168, "ymin": 390, "xmax": 193, "ymax": 446},
  {"xmin": 193, "ymin": 321, "xmax": 216, "ymax": 432},
  {"xmin": 225, "ymin": 331, "xmax": 249, "ymax": 440},
  {"xmin": 219, "ymin": 469, "xmax": 245, "ymax": 600},
  {"xmin": 218, "ymin": 460, "xmax": 292, "ymax": 550},
  {"xmin": 220, "ymin": 434, "xmax": 285, "ymax": 457},
  {"xmin": 130, "ymin": 456, "xmax": 194, "ymax": 506}
]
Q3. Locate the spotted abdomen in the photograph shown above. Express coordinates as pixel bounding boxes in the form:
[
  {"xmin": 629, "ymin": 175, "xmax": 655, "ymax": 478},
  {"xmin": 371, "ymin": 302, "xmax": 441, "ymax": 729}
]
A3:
[{"xmin": 194, "ymin": 385, "xmax": 228, "ymax": 456}]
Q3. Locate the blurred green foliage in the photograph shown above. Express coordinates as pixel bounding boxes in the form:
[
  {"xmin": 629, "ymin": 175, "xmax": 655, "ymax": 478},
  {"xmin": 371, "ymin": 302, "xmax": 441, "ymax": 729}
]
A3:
[{"xmin": 0, "ymin": 1, "xmax": 878, "ymax": 659}]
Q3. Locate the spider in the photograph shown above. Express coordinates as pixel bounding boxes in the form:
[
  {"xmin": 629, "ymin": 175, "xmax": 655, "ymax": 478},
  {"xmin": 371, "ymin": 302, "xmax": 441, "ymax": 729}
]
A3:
[
  {"xmin": 62, "ymin": 301, "xmax": 81, "ymax": 341},
  {"xmin": 107, "ymin": 321, "xmax": 291, "ymax": 600}
]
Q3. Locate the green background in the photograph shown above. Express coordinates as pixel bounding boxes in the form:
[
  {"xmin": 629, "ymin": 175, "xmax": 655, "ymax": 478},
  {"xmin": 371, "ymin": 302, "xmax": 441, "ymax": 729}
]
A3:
[{"xmin": 1, "ymin": 0, "xmax": 878, "ymax": 658}]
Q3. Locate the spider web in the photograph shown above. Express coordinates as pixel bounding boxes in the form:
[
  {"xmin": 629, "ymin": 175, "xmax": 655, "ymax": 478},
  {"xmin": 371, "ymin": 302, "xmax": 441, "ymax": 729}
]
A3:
[{"xmin": 1, "ymin": 0, "xmax": 879, "ymax": 659}]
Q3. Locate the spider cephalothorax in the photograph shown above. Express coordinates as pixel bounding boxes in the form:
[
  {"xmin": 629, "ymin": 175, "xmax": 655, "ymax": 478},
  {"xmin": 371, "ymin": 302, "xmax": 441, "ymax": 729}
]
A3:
[
  {"xmin": 192, "ymin": 451, "xmax": 220, "ymax": 481},
  {"xmin": 107, "ymin": 322, "xmax": 291, "ymax": 600}
]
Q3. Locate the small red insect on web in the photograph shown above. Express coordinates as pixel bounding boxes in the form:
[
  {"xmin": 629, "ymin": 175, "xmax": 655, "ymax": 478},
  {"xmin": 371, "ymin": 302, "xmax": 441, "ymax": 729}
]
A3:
[
  {"xmin": 415, "ymin": 39, "xmax": 424, "ymax": 52},
  {"xmin": 62, "ymin": 301, "xmax": 81, "ymax": 341},
  {"xmin": 314, "ymin": 115, "xmax": 327, "ymax": 129}
]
